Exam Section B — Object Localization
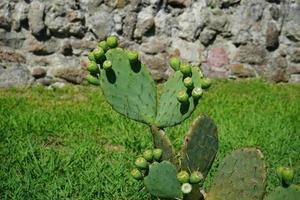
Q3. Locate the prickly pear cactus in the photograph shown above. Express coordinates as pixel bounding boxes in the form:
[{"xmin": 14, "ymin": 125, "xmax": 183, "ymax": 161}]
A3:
[
  {"xmin": 206, "ymin": 148, "xmax": 267, "ymax": 200},
  {"xmin": 150, "ymin": 126, "xmax": 177, "ymax": 164},
  {"xmin": 181, "ymin": 115, "xmax": 218, "ymax": 178},
  {"xmin": 144, "ymin": 161, "xmax": 182, "ymax": 199},
  {"xmin": 265, "ymin": 185, "xmax": 300, "ymax": 200},
  {"xmin": 100, "ymin": 49, "xmax": 157, "ymax": 124}
]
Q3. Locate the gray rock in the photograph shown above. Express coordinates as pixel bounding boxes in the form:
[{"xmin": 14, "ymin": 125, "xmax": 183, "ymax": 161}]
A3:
[
  {"xmin": 31, "ymin": 67, "xmax": 47, "ymax": 79},
  {"xmin": 0, "ymin": 2, "xmax": 12, "ymax": 30},
  {"xmin": 0, "ymin": 47, "xmax": 26, "ymax": 65},
  {"xmin": 269, "ymin": 4, "xmax": 280, "ymax": 21},
  {"xmin": 139, "ymin": 52, "xmax": 169, "ymax": 81},
  {"xmin": 207, "ymin": 9, "xmax": 227, "ymax": 32},
  {"xmin": 154, "ymin": 10, "xmax": 175, "ymax": 36},
  {"xmin": 12, "ymin": 1, "xmax": 29, "ymax": 31},
  {"xmin": 170, "ymin": 37, "xmax": 205, "ymax": 65},
  {"xmin": 123, "ymin": 13, "xmax": 137, "ymax": 39},
  {"xmin": 266, "ymin": 21, "xmax": 279, "ymax": 51},
  {"xmin": 289, "ymin": 48, "xmax": 300, "ymax": 63},
  {"xmin": 200, "ymin": 28, "xmax": 216, "ymax": 46},
  {"xmin": 140, "ymin": 36, "xmax": 169, "ymax": 54},
  {"xmin": 0, "ymin": 29, "xmax": 26, "ymax": 49},
  {"xmin": 86, "ymin": 8, "xmax": 114, "ymax": 39},
  {"xmin": 23, "ymin": 35, "xmax": 59, "ymax": 55},
  {"xmin": 285, "ymin": 8, "xmax": 300, "ymax": 42},
  {"xmin": 79, "ymin": 0, "xmax": 104, "ymax": 13},
  {"xmin": 229, "ymin": 64, "xmax": 256, "ymax": 78},
  {"xmin": 0, "ymin": 66, "xmax": 32, "ymax": 88},
  {"xmin": 28, "ymin": 1, "xmax": 46, "ymax": 37},
  {"xmin": 269, "ymin": 55, "xmax": 288, "ymax": 83},
  {"xmin": 134, "ymin": 6, "xmax": 155, "ymax": 39},
  {"xmin": 290, "ymin": 74, "xmax": 300, "ymax": 83},
  {"xmin": 176, "ymin": 1, "xmax": 206, "ymax": 40},
  {"xmin": 52, "ymin": 67, "xmax": 87, "ymax": 84},
  {"xmin": 235, "ymin": 44, "xmax": 267, "ymax": 64}
]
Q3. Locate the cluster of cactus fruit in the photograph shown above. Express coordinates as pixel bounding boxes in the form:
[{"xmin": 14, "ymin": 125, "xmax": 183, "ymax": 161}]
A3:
[{"xmin": 86, "ymin": 35, "xmax": 299, "ymax": 200}]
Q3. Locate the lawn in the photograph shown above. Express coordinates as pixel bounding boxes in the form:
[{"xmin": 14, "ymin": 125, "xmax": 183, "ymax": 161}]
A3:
[{"xmin": 0, "ymin": 80, "xmax": 299, "ymax": 200}]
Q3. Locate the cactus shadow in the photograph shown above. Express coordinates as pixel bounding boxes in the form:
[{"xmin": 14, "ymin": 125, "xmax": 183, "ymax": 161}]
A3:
[
  {"xmin": 180, "ymin": 102, "xmax": 190, "ymax": 115},
  {"xmin": 105, "ymin": 69, "xmax": 117, "ymax": 84},
  {"xmin": 130, "ymin": 61, "xmax": 142, "ymax": 73}
]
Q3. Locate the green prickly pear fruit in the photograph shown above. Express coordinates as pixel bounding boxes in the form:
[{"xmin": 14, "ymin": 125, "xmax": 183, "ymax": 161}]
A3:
[
  {"xmin": 189, "ymin": 171, "xmax": 203, "ymax": 184},
  {"xmin": 181, "ymin": 183, "xmax": 192, "ymax": 194},
  {"xmin": 153, "ymin": 148, "xmax": 163, "ymax": 161},
  {"xmin": 176, "ymin": 90, "xmax": 189, "ymax": 103},
  {"xmin": 276, "ymin": 166, "xmax": 284, "ymax": 178},
  {"xmin": 282, "ymin": 167, "xmax": 294, "ymax": 185},
  {"xmin": 131, "ymin": 168, "xmax": 143, "ymax": 180},
  {"xmin": 93, "ymin": 47, "xmax": 105, "ymax": 61},
  {"xmin": 127, "ymin": 50, "xmax": 139, "ymax": 63},
  {"xmin": 192, "ymin": 87, "xmax": 203, "ymax": 100},
  {"xmin": 143, "ymin": 150, "xmax": 154, "ymax": 162},
  {"xmin": 106, "ymin": 35, "xmax": 118, "ymax": 48},
  {"xmin": 86, "ymin": 74, "xmax": 100, "ymax": 85},
  {"xmin": 87, "ymin": 62, "xmax": 98, "ymax": 73},
  {"xmin": 169, "ymin": 57, "xmax": 181, "ymax": 71},
  {"xmin": 98, "ymin": 41, "xmax": 109, "ymax": 52},
  {"xmin": 192, "ymin": 66, "xmax": 203, "ymax": 78},
  {"xmin": 200, "ymin": 77, "xmax": 212, "ymax": 89},
  {"xmin": 180, "ymin": 63, "xmax": 192, "ymax": 76},
  {"xmin": 183, "ymin": 77, "xmax": 194, "ymax": 89},
  {"xmin": 103, "ymin": 60, "xmax": 112, "ymax": 70},
  {"xmin": 135, "ymin": 157, "xmax": 148, "ymax": 170},
  {"xmin": 177, "ymin": 170, "xmax": 190, "ymax": 184},
  {"xmin": 88, "ymin": 52, "xmax": 96, "ymax": 62}
]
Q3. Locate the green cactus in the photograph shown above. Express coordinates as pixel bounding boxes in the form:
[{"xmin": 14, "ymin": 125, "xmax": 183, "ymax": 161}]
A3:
[
  {"xmin": 265, "ymin": 185, "xmax": 300, "ymax": 200},
  {"xmin": 181, "ymin": 115, "xmax": 218, "ymax": 178},
  {"xmin": 206, "ymin": 148, "xmax": 267, "ymax": 200},
  {"xmin": 144, "ymin": 161, "xmax": 182, "ymax": 199},
  {"xmin": 84, "ymin": 36, "xmax": 273, "ymax": 200},
  {"xmin": 99, "ymin": 48, "xmax": 157, "ymax": 125}
]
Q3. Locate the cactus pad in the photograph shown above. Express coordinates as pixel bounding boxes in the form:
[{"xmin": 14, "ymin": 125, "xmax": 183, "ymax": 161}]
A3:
[
  {"xmin": 99, "ymin": 49, "xmax": 157, "ymax": 124},
  {"xmin": 265, "ymin": 185, "xmax": 300, "ymax": 200},
  {"xmin": 155, "ymin": 69, "xmax": 203, "ymax": 128},
  {"xmin": 206, "ymin": 148, "xmax": 267, "ymax": 200},
  {"xmin": 144, "ymin": 161, "xmax": 182, "ymax": 199},
  {"xmin": 150, "ymin": 126, "xmax": 176, "ymax": 164},
  {"xmin": 181, "ymin": 115, "xmax": 218, "ymax": 178}
]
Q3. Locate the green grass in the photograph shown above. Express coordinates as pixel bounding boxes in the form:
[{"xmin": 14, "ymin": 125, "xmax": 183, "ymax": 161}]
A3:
[{"xmin": 0, "ymin": 80, "xmax": 299, "ymax": 199}]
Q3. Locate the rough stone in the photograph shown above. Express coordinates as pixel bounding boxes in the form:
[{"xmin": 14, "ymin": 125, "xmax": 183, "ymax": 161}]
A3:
[
  {"xmin": 176, "ymin": 1, "xmax": 206, "ymax": 40},
  {"xmin": 31, "ymin": 67, "xmax": 47, "ymax": 79},
  {"xmin": 229, "ymin": 64, "xmax": 255, "ymax": 78},
  {"xmin": 23, "ymin": 35, "xmax": 59, "ymax": 55},
  {"xmin": 290, "ymin": 74, "xmax": 300, "ymax": 83},
  {"xmin": 235, "ymin": 44, "xmax": 267, "ymax": 64},
  {"xmin": 123, "ymin": 13, "xmax": 137, "ymax": 39},
  {"xmin": 140, "ymin": 36, "xmax": 169, "ymax": 54},
  {"xmin": 86, "ymin": 9, "xmax": 114, "ymax": 39},
  {"xmin": 170, "ymin": 38, "xmax": 205, "ymax": 65},
  {"xmin": 200, "ymin": 28, "xmax": 216, "ymax": 46},
  {"xmin": 0, "ymin": 66, "xmax": 32, "ymax": 88},
  {"xmin": 269, "ymin": 56, "xmax": 288, "ymax": 82},
  {"xmin": 28, "ymin": 1, "xmax": 46, "ymax": 38},
  {"xmin": 266, "ymin": 21, "xmax": 279, "ymax": 51},
  {"xmin": 0, "ymin": 47, "xmax": 26, "ymax": 64},
  {"xmin": 134, "ymin": 7, "xmax": 155, "ymax": 39},
  {"xmin": 0, "ymin": 29, "xmax": 26, "ymax": 49},
  {"xmin": 289, "ymin": 48, "xmax": 300, "ymax": 63},
  {"xmin": 269, "ymin": 4, "xmax": 280, "ymax": 21},
  {"xmin": 139, "ymin": 52, "xmax": 169, "ymax": 81},
  {"xmin": 287, "ymin": 65, "xmax": 300, "ymax": 75},
  {"xmin": 52, "ymin": 67, "xmax": 87, "ymax": 84},
  {"xmin": 201, "ymin": 62, "xmax": 228, "ymax": 78},
  {"xmin": 0, "ymin": 2, "xmax": 12, "ymax": 30},
  {"xmin": 207, "ymin": 48, "xmax": 229, "ymax": 68}
]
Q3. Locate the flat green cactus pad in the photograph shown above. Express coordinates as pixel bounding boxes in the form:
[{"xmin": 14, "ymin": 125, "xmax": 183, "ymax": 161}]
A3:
[
  {"xmin": 155, "ymin": 69, "xmax": 203, "ymax": 128},
  {"xmin": 207, "ymin": 148, "xmax": 267, "ymax": 200},
  {"xmin": 150, "ymin": 126, "xmax": 177, "ymax": 164},
  {"xmin": 144, "ymin": 161, "xmax": 182, "ymax": 199},
  {"xmin": 181, "ymin": 115, "xmax": 218, "ymax": 178},
  {"xmin": 265, "ymin": 185, "xmax": 300, "ymax": 200},
  {"xmin": 100, "ymin": 49, "xmax": 157, "ymax": 124}
]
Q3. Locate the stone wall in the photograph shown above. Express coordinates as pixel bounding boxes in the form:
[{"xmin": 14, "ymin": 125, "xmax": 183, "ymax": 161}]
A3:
[{"xmin": 0, "ymin": 0, "xmax": 300, "ymax": 87}]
